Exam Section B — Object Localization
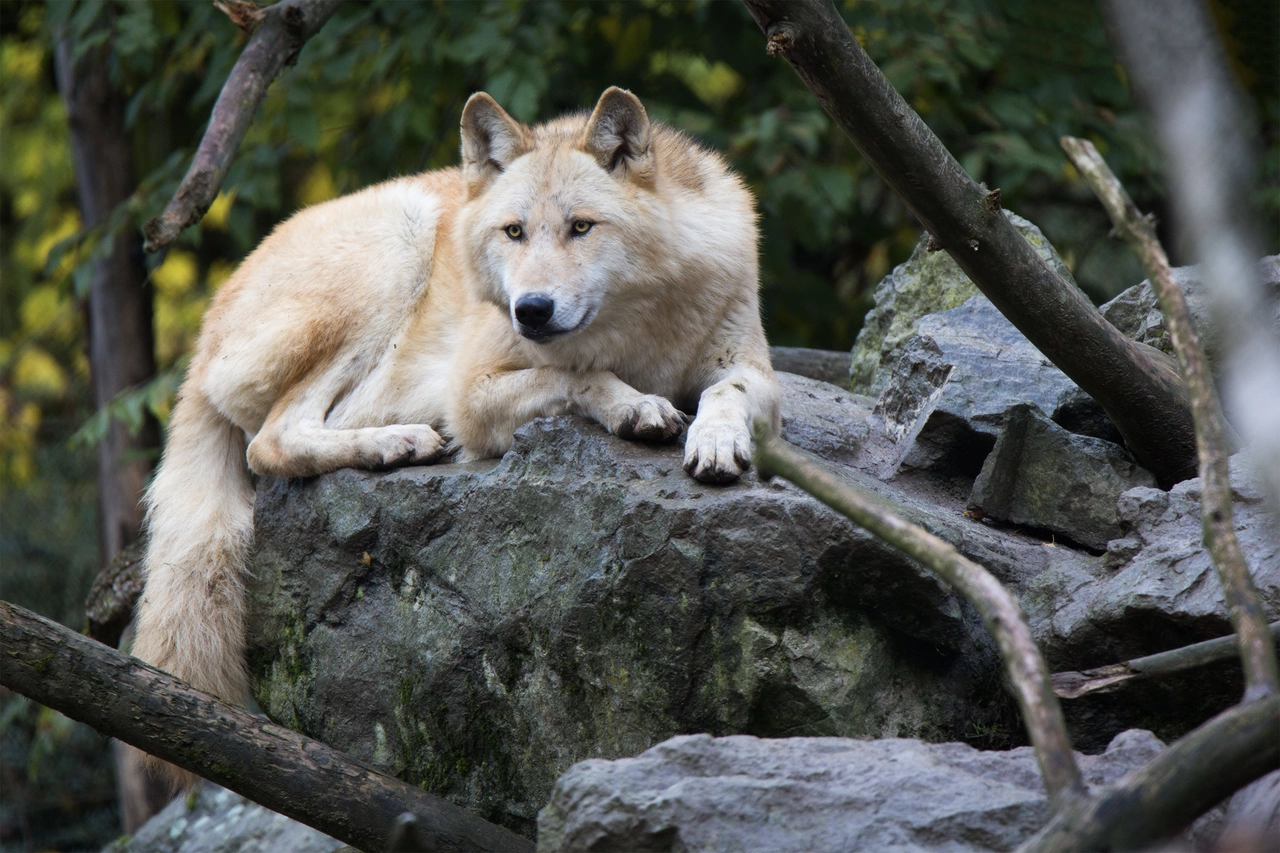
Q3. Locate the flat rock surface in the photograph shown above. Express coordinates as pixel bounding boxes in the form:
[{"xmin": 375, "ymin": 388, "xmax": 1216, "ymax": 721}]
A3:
[{"xmin": 536, "ymin": 729, "xmax": 1166, "ymax": 853}]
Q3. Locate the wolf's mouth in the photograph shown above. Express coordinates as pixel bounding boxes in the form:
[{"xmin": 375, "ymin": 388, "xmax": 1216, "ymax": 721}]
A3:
[{"xmin": 517, "ymin": 306, "xmax": 598, "ymax": 343}]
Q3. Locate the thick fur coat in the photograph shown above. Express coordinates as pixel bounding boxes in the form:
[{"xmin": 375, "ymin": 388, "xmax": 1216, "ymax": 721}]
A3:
[{"xmin": 132, "ymin": 89, "xmax": 779, "ymax": 773}]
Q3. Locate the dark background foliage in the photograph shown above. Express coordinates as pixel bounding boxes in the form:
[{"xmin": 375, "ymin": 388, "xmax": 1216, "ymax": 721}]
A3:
[{"xmin": 0, "ymin": 1, "xmax": 1276, "ymax": 849}]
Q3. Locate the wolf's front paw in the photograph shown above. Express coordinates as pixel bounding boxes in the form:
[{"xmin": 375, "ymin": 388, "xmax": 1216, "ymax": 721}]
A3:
[
  {"xmin": 606, "ymin": 395, "xmax": 686, "ymax": 442},
  {"xmin": 375, "ymin": 425, "xmax": 447, "ymax": 467},
  {"xmin": 683, "ymin": 418, "xmax": 751, "ymax": 484}
]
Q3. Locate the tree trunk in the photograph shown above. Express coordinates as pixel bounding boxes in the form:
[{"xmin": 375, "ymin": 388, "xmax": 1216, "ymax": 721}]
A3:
[
  {"xmin": 53, "ymin": 34, "xmax": 157, "ymax": 568},
  {"xmin": 54, "ymin": 29, "xmax": 163, "ymax": 833}
]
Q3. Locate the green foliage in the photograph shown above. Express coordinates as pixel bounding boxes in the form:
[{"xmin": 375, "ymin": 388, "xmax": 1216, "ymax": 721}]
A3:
[{"xmin": 1, "ymin": 0, "xmax": 1277, "ymax": 609}]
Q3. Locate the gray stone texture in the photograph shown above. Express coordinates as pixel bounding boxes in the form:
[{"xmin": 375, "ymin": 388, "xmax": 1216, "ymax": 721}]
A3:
[
  {"xmin": 850, "ymin": 211, "xmax": 1077, "ymax": 398},
  {"xmin": 103, "ymin": 784, "xmax": 342, "ymax": 853},
  {"xmin": 536, "ymin": 729, "xmax": 1168, "ymax": 853},
  {"xmin": 968, "ymin": 404, "xmax": 1157, "ymax": 551},
  {"xmin": 238, "ymin": 233, "xmax": 1280, "ymax": 843}
]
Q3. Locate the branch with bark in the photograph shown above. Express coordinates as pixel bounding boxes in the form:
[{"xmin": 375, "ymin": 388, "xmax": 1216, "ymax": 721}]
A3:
[
  {"xmin": 752, "ymin": 430, "xmax": 1085, "ymax": 808},
  {"xmin": 742, "ymin": 0, "xmax": 1198, "ymax": 488},
  {"xmin": 1060, "ymin": 136, "xmax": 1279, "ymax": 700},
  {"xmin": 1053, "ymin": 621, "xmax": 1280, "ymax": 699},
  {"xmin": 142, "ymin": 0, "xmax": 344, "ymax": 252},
  {"xmin": 0, "ymin": 600, "xmax": 533, "ymax": 853},
  {"xmin": 754, "ymin": 429, "xmax": 1280, "ymax": 847},
  {"xmin": 1104, "ymin": 0, "xmax": 1280, "ymax": 524}
]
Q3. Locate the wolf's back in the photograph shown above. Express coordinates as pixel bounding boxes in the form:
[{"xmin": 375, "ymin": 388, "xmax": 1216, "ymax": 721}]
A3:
[{"xmin": 133, "ymin": 387, "xmax": 255, "ymax": 708}]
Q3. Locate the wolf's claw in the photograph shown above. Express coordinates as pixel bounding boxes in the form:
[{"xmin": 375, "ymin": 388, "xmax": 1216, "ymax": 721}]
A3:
[
  {"xmin": 683, "ymin": 418, "xmax": 752, "ymax": 484},
  {"xmin": 609, "ymin": 394, "xmax": 685, "ymax": 442}
]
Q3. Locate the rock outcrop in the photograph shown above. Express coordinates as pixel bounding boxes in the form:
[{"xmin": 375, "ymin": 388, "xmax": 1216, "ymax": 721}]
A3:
[
  {"xmin": 536, "ymin": 729, "xmax": 1168, "ymax": 853},
  {"xmin": 239, "ymin": 236, "xmax": 1280, "ymax": 842}
]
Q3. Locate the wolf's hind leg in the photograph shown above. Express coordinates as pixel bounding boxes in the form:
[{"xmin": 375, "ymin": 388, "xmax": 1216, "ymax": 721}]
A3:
[{"xmin": 245, "ymin": 374, "xmax": 446, "ymax": 477}]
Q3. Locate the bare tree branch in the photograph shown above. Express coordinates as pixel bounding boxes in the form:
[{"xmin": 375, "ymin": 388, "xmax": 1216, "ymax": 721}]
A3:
[
  {"xmin": 142, "ymin": 0, "xmax": 344, "ymax": 252},
  {"xmin": 1060, "ymin": 136, "xmax": 1279, "ymax": 700},
  {"xmin": 1019, "ymin": 694, "xmax": 1280, "ymax": 852},
  {"xmin": 0, "ymin": 600, "xmax": 533, "ymax": 853},
  {"xmin": 1105, "ymin": 0, "xmax": 1280, "ymax": 525},
  {"xmin": 1053, "ymin": 620, "xmax": 1280, "ymax": 699},
  {"xmin": 752, "ymin": 428, "xmax": 1086, "ymax": 809},
  {"xmin": 741, "ymin": 0, "xmax": 1198, "ymax": 488}
]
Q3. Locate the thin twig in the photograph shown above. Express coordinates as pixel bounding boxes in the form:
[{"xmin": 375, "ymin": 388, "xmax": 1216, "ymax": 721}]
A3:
[
  {"xmin": 1106, "ymin": 0, "xmax": 1280, "ymax": 529},
  {"xmin": 0, "ymin": 600, "xmax": 532, "ymax": 853},
  {"xmin": 1019, "ymin": 694, "xmax": 1280, "ymax": 852},
  {"xmin": 1061, "ymin": 137, "xmax": 1279, "ymax": 701},
  {"xmin": 1052, "ymin": 620, "xmax": 1280, "ymax": 699},
  {"xmin": 741, "ymin": 0, "xmax": 1197, "ymax": 488},
  {"xmin": 752, "ymin": 427, "xmax": 1086, "ymax": 809},
  {"xmin": 142, "ymin": 0, "xmax": 344, "ymax": 252}
]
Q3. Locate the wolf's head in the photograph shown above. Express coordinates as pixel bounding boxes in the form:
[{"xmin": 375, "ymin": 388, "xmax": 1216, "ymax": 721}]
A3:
[{"xmin": 458, "ymin": 87, "xmax": 668, "ymax": 345}]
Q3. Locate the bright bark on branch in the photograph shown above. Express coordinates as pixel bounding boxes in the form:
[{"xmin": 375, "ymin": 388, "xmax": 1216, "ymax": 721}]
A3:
[{"xmin": 752, "ymin": 429, "xmax": 1086, "ymax": 809}]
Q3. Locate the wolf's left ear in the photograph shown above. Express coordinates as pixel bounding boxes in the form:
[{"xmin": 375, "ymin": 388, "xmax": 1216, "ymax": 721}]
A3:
[
  {"xmin": 461, "ymin": 92, "xmax": 531, "ymax": 191},
  {"xmin": 583, "ymin": 87, "xmax": 652, "ymax": 176}
]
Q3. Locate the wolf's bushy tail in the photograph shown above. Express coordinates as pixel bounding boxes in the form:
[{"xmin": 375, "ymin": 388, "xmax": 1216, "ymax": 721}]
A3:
[{"xmin": 133, "ymin": 388, "xmax": 255, "ymax": 711}]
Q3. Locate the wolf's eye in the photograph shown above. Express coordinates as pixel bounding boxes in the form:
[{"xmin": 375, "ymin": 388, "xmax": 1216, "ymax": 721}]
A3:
[
  {"xmin": 505, "ymin": 224, "xmax": 523, "ymax": 240},
  {"xmin": 571, "ymin": 220, "xmax": 594, "ymax": 235}
]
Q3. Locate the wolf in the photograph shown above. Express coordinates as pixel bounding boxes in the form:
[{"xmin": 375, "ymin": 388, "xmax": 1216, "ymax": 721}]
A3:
[{"xmin": 132, "ymin": 87, "xmax": 780, "ymax": 741}]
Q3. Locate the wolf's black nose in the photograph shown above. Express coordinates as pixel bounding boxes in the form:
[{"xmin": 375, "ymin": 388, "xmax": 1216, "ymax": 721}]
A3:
[{"xmin": 515, "ymin": 294, "xmax": 555, "ymax": 329}]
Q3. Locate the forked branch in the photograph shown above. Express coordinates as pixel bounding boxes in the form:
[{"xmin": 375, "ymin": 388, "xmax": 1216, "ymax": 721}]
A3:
[
  {"xmin": 143, "ymin": 0, "xmax": 344, "ymax": 252},
  {"xmin": 0, "ymin": 600, "xmax": 532, "ymax": 853},
  {"xmin": 1061, "ymin": 136, "xmax": 1279, "ymax": 700},
  {"xmin": 753, "ymin": 429, "xmax": 1085, "ymax": 808}
]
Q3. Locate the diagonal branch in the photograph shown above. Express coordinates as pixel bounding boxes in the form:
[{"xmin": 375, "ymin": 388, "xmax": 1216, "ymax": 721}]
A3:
[
  {"xmin": 1105, "ymin": 0, "xmax": 1280, "ymax": 527},
  {"xmin": 1053, "ymin": 620, "xmax": 1280, "ymax": 699},
  {"xmin": 0, "ymin": 600, "xmax": 532, "ymax": 853},
  {"xmin": 142, "ymin": 0, "xmax": 344, "ymax": 252},
  {"xmin": 741, "ymin": 0, "xmax": 1198, "ymax": 488},
  {"xmin": 1019, "ymin": 694, "xmax": 1280, "ymax": 852},
  {"xmin": 1061, "ymin": 136, "xmax": 1279, "ymax": 701},
  {"xmin": 753, "ymin": 428, "xmax": 1085, "ymax": 809}
]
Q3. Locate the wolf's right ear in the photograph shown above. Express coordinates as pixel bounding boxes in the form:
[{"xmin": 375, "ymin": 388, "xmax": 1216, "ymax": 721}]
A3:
[{"xmin": 460, "ymin": 93, "xmax": 531, "ymax": 192}]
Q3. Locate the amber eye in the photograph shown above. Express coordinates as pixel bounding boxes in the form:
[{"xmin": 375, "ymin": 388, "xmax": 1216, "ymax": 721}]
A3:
[
  {"xmin": 571, "ymin": 219, "xmax": 593, "ymax": 235},
  {"xmin": 505, "ymin": 223, "xmax": 523, "ymax": 240}
]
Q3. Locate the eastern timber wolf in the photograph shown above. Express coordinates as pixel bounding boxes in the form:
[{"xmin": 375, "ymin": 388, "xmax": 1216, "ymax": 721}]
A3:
[{"xmin": 133, "ymin": 88, "xmax": 780, "ymax": 745}]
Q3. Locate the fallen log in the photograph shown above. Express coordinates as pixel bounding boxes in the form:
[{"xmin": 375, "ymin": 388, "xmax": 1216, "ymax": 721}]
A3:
[{"xmin": 0, "ymin": 600, "xmax": 532, "ymax": 853}]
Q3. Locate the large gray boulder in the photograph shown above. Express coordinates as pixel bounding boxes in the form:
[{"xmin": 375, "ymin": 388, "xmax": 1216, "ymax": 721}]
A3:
[
  {"xmin": 247, "ymin": 375, "xmax": 1057, "ymax": 834},
  {"xmin": 536, "ymin": 729, "xmax": 1169, "ymax": 853},
  {"xmin": 1026, "ymin": 451, "xmax": 1280, "ymax": 664}
]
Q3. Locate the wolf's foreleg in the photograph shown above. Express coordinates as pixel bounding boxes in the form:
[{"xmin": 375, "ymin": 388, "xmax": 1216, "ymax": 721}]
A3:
[
  {"xmin": 684, "ymin": 367, "xmax": 780, "ymax": 484},
  {"xmin": 451, "ymin": 367, "xmax": 684, "ymax": 460},
  {"xmin": 245, "ymin": 370, "xmax": 446, "ymax": 477}
]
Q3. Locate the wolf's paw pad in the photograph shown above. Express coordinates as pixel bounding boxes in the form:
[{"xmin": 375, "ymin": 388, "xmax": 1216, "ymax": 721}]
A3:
[
  {"xmin": 683, "ymin": 419, "xmax": 751, "ymax": 484},
  {"xmin": 610, "ymin": 395, "xmax": 686, "ymax": 442},
  {"xmin": 377, "ymin": 426, "xmax": 446, "ymax": 467}
]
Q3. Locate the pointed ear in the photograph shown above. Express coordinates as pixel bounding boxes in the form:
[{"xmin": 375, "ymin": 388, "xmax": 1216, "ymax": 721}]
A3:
[
  {"xmin": 582, "ymin": 87, "xmax": 652, "ymax": 175},
  {"xmin": 460, "ymin": 92, "xmax": 531, "ymax": 190}
]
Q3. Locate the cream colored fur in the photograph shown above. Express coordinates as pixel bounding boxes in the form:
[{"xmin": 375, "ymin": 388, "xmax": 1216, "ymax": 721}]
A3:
[{"xmin": 133, "ymin": 88, "xmax": 778, "ymax": 780}]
